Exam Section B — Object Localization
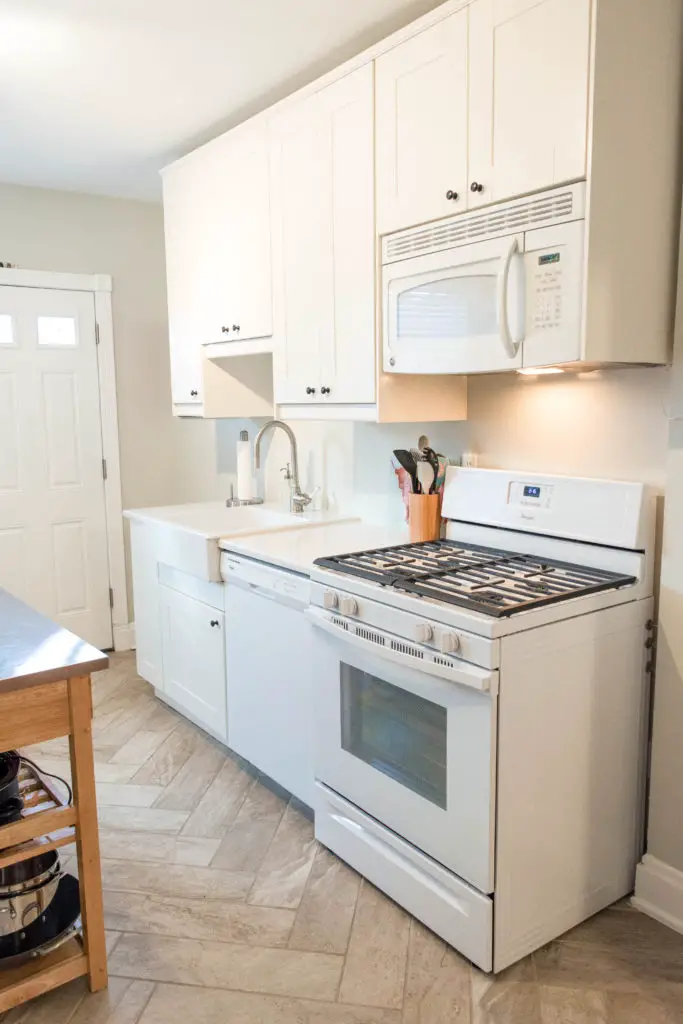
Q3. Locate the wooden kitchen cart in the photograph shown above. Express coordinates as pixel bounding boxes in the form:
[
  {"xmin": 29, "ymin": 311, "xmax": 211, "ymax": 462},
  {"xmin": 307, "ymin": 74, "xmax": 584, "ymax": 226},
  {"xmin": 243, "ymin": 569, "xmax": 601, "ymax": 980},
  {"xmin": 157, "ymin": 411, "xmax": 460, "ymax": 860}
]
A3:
[{"xmin": 0, "ymin": 589, "xmax": 109, "ymax": 1014}]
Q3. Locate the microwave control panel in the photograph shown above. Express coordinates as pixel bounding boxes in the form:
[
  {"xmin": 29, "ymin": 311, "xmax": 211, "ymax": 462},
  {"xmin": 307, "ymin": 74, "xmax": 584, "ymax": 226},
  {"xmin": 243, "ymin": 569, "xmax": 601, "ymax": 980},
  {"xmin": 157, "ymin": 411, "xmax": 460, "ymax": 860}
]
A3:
[{"xmin": 532, "ymin": 250, "xmax": 564, "ymax": 331}]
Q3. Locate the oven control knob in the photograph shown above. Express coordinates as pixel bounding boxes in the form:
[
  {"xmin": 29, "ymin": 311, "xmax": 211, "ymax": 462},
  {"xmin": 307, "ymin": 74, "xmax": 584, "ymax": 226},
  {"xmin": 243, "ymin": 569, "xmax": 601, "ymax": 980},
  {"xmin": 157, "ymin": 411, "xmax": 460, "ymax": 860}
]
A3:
[
  {"xmin": 439, "ymin": 632, "xmax": 461, "ymax": 655},
  {"xmin": 339, "ymin": 596, "xmax": 358, "ymax": 617},
  {"xmin": 415, "ymin": 622, "xmax": 434, "ymax": 644},
  {"xmin": 322, "ymin": 590, "xmax": 339, "ymax": 611}
]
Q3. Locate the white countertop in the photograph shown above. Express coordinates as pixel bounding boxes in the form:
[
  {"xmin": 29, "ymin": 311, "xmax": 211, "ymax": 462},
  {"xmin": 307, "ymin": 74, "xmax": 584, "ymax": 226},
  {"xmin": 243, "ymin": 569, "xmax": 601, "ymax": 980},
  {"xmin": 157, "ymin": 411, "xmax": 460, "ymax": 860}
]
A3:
[
  {"xmin": 124, "ymin": 501, "xmax": 354, "ymax": 540},
  {"xmin": 219, "ymin": 520, "xmax": 410, "ymax": 575}
]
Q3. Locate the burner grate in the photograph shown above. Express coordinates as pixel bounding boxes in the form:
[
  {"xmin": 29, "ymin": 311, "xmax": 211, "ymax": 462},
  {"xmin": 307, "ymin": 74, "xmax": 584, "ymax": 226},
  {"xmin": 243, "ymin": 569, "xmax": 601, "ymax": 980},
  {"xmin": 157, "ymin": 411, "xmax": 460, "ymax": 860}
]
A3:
[{"xmin": 314, "ymin": 540, "xmax": 636, "ymax": 617}]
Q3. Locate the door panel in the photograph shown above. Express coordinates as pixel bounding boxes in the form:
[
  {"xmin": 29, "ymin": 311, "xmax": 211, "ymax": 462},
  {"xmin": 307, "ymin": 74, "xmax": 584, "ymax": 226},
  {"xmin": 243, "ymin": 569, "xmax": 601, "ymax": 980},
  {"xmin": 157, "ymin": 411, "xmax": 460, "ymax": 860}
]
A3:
[
  {"xmin": 320, "ymin": 64, "xmax": 376, "ymax": 404},
  {"xmin": 163, "ymin": 157, "xmax": 211, "ymax": 408},
  {"xmin": 314, "ymin": 627, "xmax": 497, "ymax": 893},
  {"xmin": 376, "ymin": 10, "xmax": 469, "ymax": 234},
  {"xmin": 270, "ymin": 94, "xmax": 325, "ymax": 404},
  {"xmin": 160, "ymin": 585, "xmax": 227, "ymax": 740},
  {"xmin": 0, "ymin": 286, "xmax": 112, "ymax": 648},
  {"xmin": 383, "ymin": 235, "xmax": 525, "ymax": 374},
  {"xmin": 469, "ymin": 0, "xmax": 591, "ymax": 207},
  {"xmin": 202, "ymin": 121, "xmax": 273, "ymax": 345}
]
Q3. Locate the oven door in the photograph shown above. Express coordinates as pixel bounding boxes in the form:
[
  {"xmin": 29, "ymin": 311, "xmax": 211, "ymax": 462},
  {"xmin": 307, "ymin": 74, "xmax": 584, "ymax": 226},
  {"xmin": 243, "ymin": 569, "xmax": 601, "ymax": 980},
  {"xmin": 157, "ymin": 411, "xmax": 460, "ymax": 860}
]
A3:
[
  {"xmin": 383, "ymin": 233, "xmax": 524, "ymax": 376},
  {"xmin": 311, "ymin": 617, "xmax": 497, "ymax": 894}
]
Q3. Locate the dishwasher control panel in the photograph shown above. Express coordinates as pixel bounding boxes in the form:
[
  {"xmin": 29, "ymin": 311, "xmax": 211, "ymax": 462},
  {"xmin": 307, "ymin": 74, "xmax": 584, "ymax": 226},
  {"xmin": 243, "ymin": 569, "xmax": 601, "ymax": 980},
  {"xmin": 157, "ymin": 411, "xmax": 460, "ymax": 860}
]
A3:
[{"xmin": 220, "ymin": 552, "xmax": 311, "ymax": 605}]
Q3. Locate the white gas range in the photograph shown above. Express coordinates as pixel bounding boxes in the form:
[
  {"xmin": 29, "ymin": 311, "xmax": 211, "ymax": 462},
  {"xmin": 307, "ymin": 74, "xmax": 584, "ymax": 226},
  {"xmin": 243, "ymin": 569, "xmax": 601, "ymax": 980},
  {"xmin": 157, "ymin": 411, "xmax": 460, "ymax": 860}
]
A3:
[{"xmin": 308, "ymin": 468, "xmax": 655, "ymax": 973}]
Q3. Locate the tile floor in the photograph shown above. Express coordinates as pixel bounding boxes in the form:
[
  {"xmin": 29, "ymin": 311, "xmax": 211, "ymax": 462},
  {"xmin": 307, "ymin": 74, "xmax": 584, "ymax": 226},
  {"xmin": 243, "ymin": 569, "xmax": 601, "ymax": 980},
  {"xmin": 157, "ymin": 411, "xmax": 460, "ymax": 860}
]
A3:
[{"xmin": 3, "ymin": 652, "xmax": 683, "ymax": 1023}]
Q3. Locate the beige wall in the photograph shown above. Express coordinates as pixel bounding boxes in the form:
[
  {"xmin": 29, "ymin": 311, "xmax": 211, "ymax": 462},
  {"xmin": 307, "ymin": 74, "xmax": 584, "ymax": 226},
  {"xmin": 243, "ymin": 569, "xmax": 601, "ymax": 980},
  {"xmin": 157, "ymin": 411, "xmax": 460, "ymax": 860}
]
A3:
[{"xmin": 643, "ymin": 215, "xmax": 683, "ymax": 876}]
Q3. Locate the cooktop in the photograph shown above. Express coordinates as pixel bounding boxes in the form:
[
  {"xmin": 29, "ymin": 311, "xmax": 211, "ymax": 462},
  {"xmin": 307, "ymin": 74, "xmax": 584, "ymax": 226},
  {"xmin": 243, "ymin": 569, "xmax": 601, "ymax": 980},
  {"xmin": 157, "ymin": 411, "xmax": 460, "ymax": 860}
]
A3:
[{"xmin": 314, "ymin": 539, "xmax": 636, "ymax": 618}]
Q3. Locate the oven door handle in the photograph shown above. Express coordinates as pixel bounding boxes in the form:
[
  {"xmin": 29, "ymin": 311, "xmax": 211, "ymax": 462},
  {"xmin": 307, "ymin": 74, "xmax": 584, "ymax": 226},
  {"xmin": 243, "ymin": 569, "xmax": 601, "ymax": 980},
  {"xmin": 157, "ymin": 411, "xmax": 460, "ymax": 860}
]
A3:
[
  {"xmin": 497, "ymin": 236, "xmax": 524, "ymax": 360},
  {"xmin": 306, "ymin": 608, "xmax": 495, "ymax": 695}
]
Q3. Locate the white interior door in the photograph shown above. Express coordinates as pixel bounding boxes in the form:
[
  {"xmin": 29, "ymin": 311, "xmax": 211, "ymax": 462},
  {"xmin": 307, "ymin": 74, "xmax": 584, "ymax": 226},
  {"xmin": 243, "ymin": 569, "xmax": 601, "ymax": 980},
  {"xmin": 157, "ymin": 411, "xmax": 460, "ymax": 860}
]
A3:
[{"xmin": 0, "ymin": 285, "xmax": 112, "ymax": 649}]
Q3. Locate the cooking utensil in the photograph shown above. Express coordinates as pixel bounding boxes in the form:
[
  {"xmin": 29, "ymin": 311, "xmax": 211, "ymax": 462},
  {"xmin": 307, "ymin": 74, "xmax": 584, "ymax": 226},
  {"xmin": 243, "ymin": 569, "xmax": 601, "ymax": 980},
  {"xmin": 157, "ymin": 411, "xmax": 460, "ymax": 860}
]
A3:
[
  {"xmin": 0, "ymin": 752, "xmax": 20, "ymax": 806},
  {"xmin": 422, "ymin": 447, "xmax": 441, "ymax": 494},
  {"xmin": 393, "ymin": 449, "xmax": 420, "ymax": 494},
  {"xmin": 0, "ymin": 873, "xmax": 80, "ymax": 965},
  {"xmin": 410, "ymin": 446, "xmax": 440, "ymax": 495},
  {"xmin": 0, "ymin": 799, "xmax": 22, "ymax": 827},
  {"xmin": 0, "ymin": 851, "xmax": 61, "ymax": 938}
]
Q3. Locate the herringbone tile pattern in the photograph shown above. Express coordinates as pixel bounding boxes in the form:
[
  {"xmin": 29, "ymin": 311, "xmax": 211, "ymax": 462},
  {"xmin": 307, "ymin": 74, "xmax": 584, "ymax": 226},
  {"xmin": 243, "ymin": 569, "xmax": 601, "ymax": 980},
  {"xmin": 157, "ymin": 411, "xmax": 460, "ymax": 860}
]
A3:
[{"xmin": 3, "ymin": 653, "xmax": 683, "ymax": 1023}]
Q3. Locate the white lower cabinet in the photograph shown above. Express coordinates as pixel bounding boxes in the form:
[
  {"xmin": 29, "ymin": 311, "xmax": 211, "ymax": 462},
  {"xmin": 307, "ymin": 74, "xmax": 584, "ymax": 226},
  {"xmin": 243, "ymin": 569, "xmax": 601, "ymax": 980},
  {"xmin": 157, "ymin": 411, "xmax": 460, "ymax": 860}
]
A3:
[
  {"xmin": 130, "ymin": 520, "xmax": 163, "ymax": 689},
  {"xmin": 159, "ymin": 584, "xmax": 227, "ymax": 741}
]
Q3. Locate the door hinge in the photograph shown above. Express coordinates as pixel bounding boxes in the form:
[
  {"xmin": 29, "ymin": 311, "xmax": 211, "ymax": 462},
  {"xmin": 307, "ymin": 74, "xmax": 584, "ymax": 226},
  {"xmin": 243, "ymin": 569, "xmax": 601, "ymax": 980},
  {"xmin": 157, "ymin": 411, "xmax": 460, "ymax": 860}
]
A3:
[
  {"xmin": 102, "ymin": 457, "xmax": 108, "ymax": 481},
  {"xmin": 95, "ymin": 322, "xmax": 100, "ymax": 345},
  {"xmin": 109, "ymin": 587, "xmax": 114, "ymax": 610}
]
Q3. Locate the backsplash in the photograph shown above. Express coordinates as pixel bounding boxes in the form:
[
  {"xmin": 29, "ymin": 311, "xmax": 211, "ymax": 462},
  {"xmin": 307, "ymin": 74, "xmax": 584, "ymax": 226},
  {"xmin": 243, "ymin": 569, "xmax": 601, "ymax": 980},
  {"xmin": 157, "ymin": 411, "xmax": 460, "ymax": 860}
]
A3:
[{"xmin": 210, "ymin": 365, "xmax": 671, "ymax": 520}]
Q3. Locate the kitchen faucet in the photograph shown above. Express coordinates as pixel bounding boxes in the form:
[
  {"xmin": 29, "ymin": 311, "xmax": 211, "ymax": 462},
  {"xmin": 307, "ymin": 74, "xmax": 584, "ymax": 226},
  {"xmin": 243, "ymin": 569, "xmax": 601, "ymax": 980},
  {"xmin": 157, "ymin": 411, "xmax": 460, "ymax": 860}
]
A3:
[{"xmin": 254, "ymin": 420, "xmax": 312, "ymax": 513}]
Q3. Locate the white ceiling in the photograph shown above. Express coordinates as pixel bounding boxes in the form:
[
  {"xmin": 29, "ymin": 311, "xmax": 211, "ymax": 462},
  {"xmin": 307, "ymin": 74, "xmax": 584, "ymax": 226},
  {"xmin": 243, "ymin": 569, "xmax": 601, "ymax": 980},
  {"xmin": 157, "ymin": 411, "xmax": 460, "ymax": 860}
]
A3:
[{"xmin": 0, "ymin": 0, "xmax": 446, "ymax": 201}]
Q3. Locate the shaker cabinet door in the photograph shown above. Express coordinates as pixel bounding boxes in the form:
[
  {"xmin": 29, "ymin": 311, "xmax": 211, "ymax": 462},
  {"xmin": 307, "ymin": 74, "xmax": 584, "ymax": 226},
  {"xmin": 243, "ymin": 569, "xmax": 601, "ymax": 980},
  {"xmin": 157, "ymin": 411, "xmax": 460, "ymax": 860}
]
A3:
[
  {"xmin": 160, "ymin": 586, "xmax": 227, "ymax": 740},
  {"xmin": 163, "ymin": 156, "xmax": 212, "ymax": 410},
  {"xmin": 375, "ymin": 10, "xmax": 469, "ymax": 235},
  {"xmin": 270, "ymin": 64, "xmax": 376, "ymax": 406},
  {"xmin": 469, "ymin": 0, "xmax": 591, "ymax": 208},
  {"xmin": 270, "ymin": 93, "xmax": 325, "ymax": 404},
  {"xmin": 202, "ymin": 120, "xmax": 273, "ymax": 346},
  {"xmin": 317, "ymin": 63, "xmax": 376, "ymax": 405}
]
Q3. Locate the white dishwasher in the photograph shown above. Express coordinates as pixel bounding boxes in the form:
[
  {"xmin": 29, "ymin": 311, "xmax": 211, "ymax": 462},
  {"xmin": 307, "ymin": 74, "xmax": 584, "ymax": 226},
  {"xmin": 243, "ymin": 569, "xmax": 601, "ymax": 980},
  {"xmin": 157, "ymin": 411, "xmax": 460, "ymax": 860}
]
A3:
[{"xmin": 221, "ymin": 551, "xmax": 314, "ymax": 807}]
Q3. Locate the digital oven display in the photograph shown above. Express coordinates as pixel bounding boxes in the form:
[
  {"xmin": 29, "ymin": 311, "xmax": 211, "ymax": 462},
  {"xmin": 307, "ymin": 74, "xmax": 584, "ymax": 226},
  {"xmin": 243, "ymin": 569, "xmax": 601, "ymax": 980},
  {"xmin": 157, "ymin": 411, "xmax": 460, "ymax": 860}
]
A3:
[{"xmin": 523, "ymin": 485, "xmax": 541, "ymax": 498}]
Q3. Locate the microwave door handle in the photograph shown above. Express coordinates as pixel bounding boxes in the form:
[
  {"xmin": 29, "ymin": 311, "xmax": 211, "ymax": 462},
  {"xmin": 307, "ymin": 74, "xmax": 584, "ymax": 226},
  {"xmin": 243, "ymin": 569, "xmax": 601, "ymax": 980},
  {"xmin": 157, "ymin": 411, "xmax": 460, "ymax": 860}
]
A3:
[{"xmin": 497, "ymin": 237, "xmax": 523, "ymax": 359}]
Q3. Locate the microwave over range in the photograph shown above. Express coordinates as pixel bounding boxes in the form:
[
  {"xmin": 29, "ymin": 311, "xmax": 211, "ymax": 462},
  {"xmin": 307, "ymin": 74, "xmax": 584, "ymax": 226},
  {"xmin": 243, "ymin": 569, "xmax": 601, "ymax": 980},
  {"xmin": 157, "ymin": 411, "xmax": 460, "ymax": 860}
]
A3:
[{"xmin": 382, "ymin": 183, "xmax": 586, "ymax": 376}]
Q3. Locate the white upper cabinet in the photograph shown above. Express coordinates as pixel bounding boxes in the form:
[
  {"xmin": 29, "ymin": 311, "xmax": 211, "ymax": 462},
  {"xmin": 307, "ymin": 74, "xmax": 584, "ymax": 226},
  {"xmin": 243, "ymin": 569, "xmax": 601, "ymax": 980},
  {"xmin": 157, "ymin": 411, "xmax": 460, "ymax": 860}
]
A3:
[
  {"xmin": 468, "ymin": 0, "xmax": 591, "ymax": 208},
  {"xmin": 375, "ymin": 11, "xmax": 469, "ymax": 235},
  {"xmin": 162, "ymin": 116, "xmax": 273, "ymax": 414},
  {"xmin": 163, "ymin": 153, "xmax": 212, "ymax": 410},
  {"xmin": 375, "ymin": 0, "xmax": 591, "ymax": 234},
  {"xmin": 270, "ymin": 64, "xmax": 376, "ymax": 407},
  {"xmin": 202, "ymin": 119, "xmax": 273, "ymax": 346}
]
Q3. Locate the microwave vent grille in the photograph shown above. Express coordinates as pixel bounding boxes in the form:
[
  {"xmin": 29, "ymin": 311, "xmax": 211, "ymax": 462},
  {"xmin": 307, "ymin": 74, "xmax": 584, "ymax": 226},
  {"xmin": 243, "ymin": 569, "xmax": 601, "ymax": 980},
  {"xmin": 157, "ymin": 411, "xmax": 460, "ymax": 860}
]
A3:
[{"xmin": 383, "ymin": 188, "xmax": 578, "ymax": 264}]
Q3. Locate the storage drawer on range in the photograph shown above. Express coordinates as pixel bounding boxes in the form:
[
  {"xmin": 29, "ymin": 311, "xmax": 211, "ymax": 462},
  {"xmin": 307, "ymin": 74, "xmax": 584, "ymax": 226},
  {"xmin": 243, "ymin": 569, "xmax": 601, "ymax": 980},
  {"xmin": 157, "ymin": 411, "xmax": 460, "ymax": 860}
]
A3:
[{"xmin": 315, "ymin": 783, "xmax": 493, "ymax": 972}]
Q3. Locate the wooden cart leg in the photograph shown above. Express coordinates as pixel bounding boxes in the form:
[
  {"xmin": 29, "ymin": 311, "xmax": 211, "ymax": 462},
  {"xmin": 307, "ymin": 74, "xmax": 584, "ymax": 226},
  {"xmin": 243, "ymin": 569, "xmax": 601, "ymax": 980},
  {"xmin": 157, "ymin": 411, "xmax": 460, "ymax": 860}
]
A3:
[{"xmin": 68, "ymin": 675, "xmax": 108, "ymax": 993}]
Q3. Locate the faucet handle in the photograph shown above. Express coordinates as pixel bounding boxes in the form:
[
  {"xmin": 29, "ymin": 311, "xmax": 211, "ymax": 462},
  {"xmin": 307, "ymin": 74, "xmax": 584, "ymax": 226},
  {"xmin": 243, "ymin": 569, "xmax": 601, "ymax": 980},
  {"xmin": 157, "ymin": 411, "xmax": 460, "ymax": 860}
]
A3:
[{"xmin": 281, "ymin": 463, "xmax": 293, "ymax": 481}]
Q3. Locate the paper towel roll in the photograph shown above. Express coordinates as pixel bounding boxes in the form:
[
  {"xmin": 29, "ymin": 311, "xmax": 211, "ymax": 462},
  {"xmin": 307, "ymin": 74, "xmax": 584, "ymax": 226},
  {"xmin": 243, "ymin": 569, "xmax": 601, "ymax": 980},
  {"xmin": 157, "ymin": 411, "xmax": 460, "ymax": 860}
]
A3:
[{"xmin": 236, "ymin": 430, "xmax": 256, "ymax": 501}]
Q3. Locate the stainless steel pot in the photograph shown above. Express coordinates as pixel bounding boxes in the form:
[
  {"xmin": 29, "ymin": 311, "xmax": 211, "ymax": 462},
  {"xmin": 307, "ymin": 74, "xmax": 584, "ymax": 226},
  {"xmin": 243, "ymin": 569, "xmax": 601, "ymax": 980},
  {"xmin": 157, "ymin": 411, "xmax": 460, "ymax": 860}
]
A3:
[{"xmin": 0, "ymin": 853, "xmax": 61, "ymax": 937}]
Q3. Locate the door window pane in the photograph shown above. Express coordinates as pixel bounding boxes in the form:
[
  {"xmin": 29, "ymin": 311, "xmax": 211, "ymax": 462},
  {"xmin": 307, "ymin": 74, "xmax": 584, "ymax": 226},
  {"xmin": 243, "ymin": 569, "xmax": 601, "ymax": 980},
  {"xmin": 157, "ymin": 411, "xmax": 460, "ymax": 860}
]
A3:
[
  {"xmin": 397, "ymin": 276, "xmax": 497, "ymax": 340},
  {"xmin": 0, "ymin": 314, "xmax": 13, "ymax": 345},
  {"xmin": 37, "ymin": 316, "xmax": 77, "ymax": 347},
  {"xmin": 341, "ymin": 664, "xmax": 447, "ymax": 808}
]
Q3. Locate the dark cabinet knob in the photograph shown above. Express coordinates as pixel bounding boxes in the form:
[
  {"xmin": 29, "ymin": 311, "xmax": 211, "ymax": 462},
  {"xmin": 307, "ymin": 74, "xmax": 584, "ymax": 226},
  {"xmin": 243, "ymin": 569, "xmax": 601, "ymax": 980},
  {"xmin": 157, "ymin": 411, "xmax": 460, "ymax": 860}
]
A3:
[
  {"xmin": 221, "ymin": 326, "xmax": 230, "ymax": 333},
  {"xmin": 321, "ymin": 386, "xmax": 331, "ymax": 395},
  {"xmin": 470, "ymin": 182, "xmax": 484, "ymax": 193},
  {"xmin": 306, "ymin": 386, "xmax": 316, "ymax": 395},
  {"xmin": 190, "ymin": 389, "xmax": 198, "ymax": 397},
  {"xmin": 210, "ymin": 619, "xmax": 220, "ymax": 628},
  {"xmin": 232, "ymin": 324, "xmax": 241, "ymax": 332},
  {"xmin": 446, "ymin": 190, "xmax": 459, "ymax": 201}
]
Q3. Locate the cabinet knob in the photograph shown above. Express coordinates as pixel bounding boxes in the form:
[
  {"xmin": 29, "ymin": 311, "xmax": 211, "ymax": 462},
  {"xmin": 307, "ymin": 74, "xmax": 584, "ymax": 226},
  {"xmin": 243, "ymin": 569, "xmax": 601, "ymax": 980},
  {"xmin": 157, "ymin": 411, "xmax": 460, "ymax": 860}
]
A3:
[
  {"xmin": 306, "ymin": 386, "xmax": 316, "ymax": 395},
  {"xmin": 221, "ymin": 326, "xmax": 230, "ymax": 333},
  {"xmin": 321, "ymin": 386, "xmax": 331, "ymax": 395},
  {"xmin": 210, "ymin": 619, "xmax": 220, "ymax": 628},
  {"xmin": 470, "ymin": 182, "xmax": 484, "ymax": 193},
  {"xmin": 190, "ymin": 389, "xmax": 198, "ymax": 397},
  {"xmin": 232, "ymin": 324, "xmax": 241, "ymax": 332},
  {"xmin": 446, "ymin": 190, "xmax": 459, "ymax": 201}
]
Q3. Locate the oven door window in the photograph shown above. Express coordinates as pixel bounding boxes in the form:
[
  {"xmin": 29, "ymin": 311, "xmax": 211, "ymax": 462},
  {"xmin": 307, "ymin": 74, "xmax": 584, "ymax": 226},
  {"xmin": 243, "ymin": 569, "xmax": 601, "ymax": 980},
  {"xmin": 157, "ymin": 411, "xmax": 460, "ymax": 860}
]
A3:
[
  {"xmin": 340, "ymin": 664, "xmax": 447, "ymax": 809},
  {"xmin": 396, "ymin": 274, "xmax": 498, "ymax": 343}
]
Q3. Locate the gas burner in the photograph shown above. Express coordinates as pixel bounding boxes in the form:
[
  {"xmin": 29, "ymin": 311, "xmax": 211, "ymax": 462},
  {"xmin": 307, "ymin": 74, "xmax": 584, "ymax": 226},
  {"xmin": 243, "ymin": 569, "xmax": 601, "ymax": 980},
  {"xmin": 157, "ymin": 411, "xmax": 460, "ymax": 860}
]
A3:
[{"xmin": 314, "ymin": 540, "xmax": 637, "ymax": 618}]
